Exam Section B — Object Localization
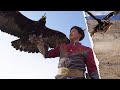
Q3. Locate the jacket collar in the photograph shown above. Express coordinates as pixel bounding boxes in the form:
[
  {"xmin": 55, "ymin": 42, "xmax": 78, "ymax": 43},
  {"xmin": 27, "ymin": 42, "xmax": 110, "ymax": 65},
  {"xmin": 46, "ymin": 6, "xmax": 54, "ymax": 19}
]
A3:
[{"xmin": 70, "ymin": 41, "xmax": 81, "ymax": 45}]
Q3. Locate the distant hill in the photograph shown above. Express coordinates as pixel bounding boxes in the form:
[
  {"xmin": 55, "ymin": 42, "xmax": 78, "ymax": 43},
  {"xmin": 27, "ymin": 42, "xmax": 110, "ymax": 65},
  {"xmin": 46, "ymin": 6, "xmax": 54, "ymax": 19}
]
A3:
[{"xmin": 86, "ymin": 13, "xmax": 120, "ymax": 20}]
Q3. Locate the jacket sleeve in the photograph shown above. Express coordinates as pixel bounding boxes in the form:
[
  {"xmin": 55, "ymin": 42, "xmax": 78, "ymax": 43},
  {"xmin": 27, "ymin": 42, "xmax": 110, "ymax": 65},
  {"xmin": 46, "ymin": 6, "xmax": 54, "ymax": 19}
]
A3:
[
  {"xmin": 85, "ymin": 48, "xmax": 100, "ymax": 79},
  {"xmin": 45, "ymin": 45, "xmax": 60, "ymax": 58}
]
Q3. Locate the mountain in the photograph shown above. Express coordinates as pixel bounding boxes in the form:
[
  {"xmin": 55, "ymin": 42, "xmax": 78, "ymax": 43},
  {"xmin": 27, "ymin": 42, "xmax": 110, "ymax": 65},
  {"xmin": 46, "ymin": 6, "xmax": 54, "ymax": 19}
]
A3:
[{"xmin": 86, "ymin": 13, "xmax": 120, "ymax": 20}]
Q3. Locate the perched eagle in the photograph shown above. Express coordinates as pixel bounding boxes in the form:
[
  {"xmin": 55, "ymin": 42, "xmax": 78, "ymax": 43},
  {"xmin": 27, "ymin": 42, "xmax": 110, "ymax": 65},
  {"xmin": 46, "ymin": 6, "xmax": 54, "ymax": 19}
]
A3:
[
  {"xmin": 85, "ymin": 11, "xmax": 120, "ymax": 36},
  {"xmin": 0, "ymin": 11, "xmax": 70, "ymax": 55}
]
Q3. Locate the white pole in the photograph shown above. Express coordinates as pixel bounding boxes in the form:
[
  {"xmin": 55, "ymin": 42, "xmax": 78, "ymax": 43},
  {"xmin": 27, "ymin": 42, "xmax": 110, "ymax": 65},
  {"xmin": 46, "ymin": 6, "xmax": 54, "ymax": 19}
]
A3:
[{"xmin": 83, "ymin": 11, "xmax": 101, "ymax": 79}]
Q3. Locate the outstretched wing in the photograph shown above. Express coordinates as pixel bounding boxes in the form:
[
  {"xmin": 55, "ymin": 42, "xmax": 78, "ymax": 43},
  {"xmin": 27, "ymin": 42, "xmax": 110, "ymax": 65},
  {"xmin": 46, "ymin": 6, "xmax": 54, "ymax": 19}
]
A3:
[
  {"xmin": 0, "ymin": 11, "xmax": 70, "ymax": 53},
  {"xmin": 85, "ymin": 11, "xmax": 101, "ymax": 23},
  {"xmin": 11, "ymin": 26, "xmax": 70, "ymax": 53},
  {"xmin": 0, "ymin": 11, "xmax": 37, "ymax": 38},
  {"xmin": 43, "ymin": 27, "xmax": 70, "ymax": 48},
  {"xmin": 103, "ymin": 11, "xmax": 120, "ymax": 20},
  {"xmin": 11, "ymin": 38, "xmax": 40, "ymax": 53}
]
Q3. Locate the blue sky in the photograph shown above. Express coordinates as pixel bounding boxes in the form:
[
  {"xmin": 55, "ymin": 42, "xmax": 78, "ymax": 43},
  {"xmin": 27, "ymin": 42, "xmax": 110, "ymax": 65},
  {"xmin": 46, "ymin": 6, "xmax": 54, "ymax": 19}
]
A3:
[{"xmin": 0, "ymin": 11, "xmax": 97, "ymax": 79}]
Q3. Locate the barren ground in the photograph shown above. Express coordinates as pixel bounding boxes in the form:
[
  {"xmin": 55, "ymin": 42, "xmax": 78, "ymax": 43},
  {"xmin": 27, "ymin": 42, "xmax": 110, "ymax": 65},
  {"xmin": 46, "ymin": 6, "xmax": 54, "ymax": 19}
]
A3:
[{"xmin": 87, "ymin": 20, "xmax": 120, "ymax": 79}]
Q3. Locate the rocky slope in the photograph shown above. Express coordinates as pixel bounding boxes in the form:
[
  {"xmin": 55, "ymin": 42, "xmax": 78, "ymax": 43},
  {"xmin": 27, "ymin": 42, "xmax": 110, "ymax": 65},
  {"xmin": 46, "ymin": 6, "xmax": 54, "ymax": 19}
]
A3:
[{"xmin": 87, "ymin": 20, "xmax": 120, "ymax": 79}]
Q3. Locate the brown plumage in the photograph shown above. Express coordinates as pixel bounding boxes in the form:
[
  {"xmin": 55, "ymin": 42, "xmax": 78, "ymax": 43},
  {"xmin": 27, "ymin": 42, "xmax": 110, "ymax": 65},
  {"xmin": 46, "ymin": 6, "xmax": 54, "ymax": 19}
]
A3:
[
  {"xmin": 85, "ymin": 11, "xmax": 120, "ymax": 36},
  {"xmin": 0, "ymin": 11, "xmax": 70, "ymax": 53}
]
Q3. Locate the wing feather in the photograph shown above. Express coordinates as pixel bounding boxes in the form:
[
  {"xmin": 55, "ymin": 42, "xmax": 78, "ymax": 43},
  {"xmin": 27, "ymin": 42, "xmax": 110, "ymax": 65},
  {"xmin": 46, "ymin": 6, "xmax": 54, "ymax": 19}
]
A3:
[
  {"xmin": 103, "ymin": 11, "xmax": 120, "ymax": 20},
  {"xmin": 103, "ymin": 11, "xmax": 115, "ymax": 20},
  {"xmin": 0, "ymin": 11, "xmax": 70, "ymax": 53},
  {"xmin": 0, "ymin": 11, "xmax": 37, "ymax": 37},
  {"xmin": 85, "ymin": 11, "xmax": 101, "ymax": 23},
  {"xmin": 11, "ymin": 38, "xmax": 39, "ymax": 53}
]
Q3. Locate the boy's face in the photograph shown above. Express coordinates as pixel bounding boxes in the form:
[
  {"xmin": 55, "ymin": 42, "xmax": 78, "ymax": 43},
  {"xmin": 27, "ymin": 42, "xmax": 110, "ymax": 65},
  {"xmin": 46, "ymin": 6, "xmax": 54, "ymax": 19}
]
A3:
[{"xmin": 69, "ymin": 28, "xmax": 82, "ymax": 41}]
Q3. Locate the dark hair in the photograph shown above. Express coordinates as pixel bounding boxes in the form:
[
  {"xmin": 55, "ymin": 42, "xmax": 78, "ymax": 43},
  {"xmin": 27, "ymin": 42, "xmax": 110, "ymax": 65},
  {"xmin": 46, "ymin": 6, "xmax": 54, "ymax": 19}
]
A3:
[{"xmin": 70, "ymin": 26, "xmax": 85, "ymax": 41}]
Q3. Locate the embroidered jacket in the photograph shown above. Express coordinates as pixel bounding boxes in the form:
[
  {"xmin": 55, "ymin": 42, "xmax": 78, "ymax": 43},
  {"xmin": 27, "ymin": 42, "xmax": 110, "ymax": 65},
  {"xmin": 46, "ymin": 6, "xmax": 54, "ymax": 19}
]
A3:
[{"xmin": 45, "ymin": 42, "xmax": 99, "ymax": 79}]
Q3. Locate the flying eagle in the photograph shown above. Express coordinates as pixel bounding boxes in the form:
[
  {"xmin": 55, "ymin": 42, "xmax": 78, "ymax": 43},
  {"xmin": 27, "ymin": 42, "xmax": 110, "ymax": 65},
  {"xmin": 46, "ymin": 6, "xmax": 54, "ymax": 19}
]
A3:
[
  {"xmin": 85, "ymin": 11, "xmax": 120, "ymax": 36},
  {"xmin": 0, "ymin": 11, "xmax": 70, "ymax": 55}
]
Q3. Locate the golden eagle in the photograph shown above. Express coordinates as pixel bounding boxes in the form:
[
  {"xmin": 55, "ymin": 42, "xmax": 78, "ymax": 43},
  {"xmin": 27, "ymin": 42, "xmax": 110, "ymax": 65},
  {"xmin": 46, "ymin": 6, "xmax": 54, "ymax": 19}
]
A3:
[
  {"xmin": 0, "ymin": 11, "xmax": 70, "ymax": 55},
  {"xmin": 85, "ymin": 11, "xmax": 120, "ymax": 36}
]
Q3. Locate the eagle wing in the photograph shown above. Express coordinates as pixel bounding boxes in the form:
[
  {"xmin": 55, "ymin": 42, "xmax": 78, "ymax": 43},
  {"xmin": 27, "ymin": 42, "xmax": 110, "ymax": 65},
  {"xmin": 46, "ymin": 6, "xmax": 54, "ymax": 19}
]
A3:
[
  {"xmin": 103, "ymin": 11, "xmax": 120, "ymax": 20},
  {"xmin": 43, "ymin": 27, "xmax": 70, "ymax": 48},
  {"xmin": 85, "ymin": 11, "xmax": 101, "ymax": 23},
  {"xmin": 11, "ymin": 26, "xmax": 70, "ymax": 53},
  {"xmin": 0, "ymin": 11, "xmax": 70, "ymax": 54},
  {"xmin": 11, "ymin": 38, "xmax": 40, "ymax": 53},
  {"xmin": 0, "ymin": 11, "xmax": 37, "ymax": 38}
]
